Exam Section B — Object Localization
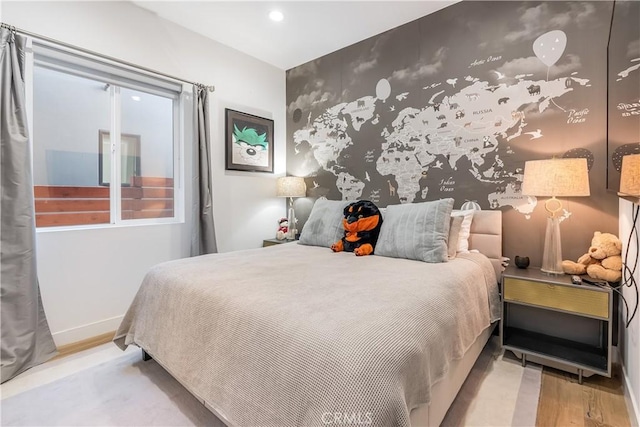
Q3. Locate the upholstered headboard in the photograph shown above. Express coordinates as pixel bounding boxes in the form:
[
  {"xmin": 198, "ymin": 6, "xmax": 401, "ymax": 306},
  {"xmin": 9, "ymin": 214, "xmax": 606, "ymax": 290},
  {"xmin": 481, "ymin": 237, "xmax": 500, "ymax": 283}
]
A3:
[{"xmin": 468, "ymin": 210, "xmax": 503, "ymax": 280}]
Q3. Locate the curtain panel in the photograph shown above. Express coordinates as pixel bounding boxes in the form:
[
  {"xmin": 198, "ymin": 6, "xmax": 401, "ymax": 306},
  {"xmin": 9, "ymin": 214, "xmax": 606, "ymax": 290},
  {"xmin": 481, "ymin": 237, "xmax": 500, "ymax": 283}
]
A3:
[
  {"xmin": 191, "ymin": 85, "xmax": 217, "ymax": 256},
  {"xmin": 0, "ymin": 27, "xmax": 57, "ymax": 383}
]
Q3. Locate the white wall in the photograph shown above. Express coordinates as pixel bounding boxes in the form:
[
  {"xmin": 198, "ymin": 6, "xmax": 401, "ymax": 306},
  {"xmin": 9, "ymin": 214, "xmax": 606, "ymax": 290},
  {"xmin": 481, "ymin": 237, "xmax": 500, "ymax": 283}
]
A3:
[
  {"xmin": 4, "ymin": 1, "xmax": 286, "ymax": 345},
  {"xmin": 620, "ymin": 199, "xmax": 640, "ymax": 425}
]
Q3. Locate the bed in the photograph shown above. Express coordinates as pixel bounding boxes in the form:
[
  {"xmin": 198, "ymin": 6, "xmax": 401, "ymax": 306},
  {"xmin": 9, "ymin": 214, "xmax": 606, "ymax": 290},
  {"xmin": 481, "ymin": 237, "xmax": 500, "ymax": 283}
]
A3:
[{"xmin": 114, "ymin": 203, "xmax": 502, "ymax": 427}]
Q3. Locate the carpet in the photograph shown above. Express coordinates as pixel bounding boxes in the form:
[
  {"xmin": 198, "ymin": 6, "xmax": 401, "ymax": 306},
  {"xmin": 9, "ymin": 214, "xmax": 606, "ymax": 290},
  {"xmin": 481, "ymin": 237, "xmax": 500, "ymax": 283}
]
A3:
[
  {"xmin": 1, "ymin": 337, "xmax": 540, "ymax": 426},
  {"xmin": 441, "ymin": 338, "xmax": 541, "ymax": 426}
]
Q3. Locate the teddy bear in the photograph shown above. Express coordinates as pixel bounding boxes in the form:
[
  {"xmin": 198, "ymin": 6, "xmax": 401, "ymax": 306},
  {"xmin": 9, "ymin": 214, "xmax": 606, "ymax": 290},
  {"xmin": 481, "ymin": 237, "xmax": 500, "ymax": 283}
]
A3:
[
  {"xmin": 276, "ymin": 218, "xmax": 289, "ymax": 240},
  {"xmin": 562, "ymin": 231, "xmax": 623, "ymax": 282}
]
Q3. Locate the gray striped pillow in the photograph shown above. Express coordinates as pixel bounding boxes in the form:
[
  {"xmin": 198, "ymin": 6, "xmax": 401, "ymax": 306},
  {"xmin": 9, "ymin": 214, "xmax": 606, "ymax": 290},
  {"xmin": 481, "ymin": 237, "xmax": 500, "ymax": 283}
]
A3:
[
  {"xmin": 375, "ymin": 198, "xmax": 454, "ymax": 263},
  {"xmin": 299, "ymin": 199, "xmax": 351, "ymax": 248}
]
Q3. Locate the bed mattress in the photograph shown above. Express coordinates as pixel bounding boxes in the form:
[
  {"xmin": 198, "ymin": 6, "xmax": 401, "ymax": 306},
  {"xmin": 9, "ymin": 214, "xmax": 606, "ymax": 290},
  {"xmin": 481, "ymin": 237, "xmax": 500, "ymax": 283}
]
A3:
[{"xmin": 114, "ymin": 243, "xmax": 499, "ymax": 426}]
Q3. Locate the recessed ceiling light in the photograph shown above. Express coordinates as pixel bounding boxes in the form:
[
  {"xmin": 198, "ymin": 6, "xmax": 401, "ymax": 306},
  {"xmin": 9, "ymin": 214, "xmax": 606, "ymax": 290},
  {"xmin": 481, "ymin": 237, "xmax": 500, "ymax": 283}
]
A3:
[
  {"xmin": 269, "ymin": 10, "xmax": 284, "ymax": 22},
  {"xmin": 131, "ymin": 96, "xmax": 141, "ymax": 101}
]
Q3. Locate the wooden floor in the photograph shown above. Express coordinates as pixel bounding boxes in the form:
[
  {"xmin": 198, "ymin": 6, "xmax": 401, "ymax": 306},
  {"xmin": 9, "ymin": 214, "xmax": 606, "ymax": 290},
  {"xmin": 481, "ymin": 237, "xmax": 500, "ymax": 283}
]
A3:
[{"xmin": 537, "ymin": 366, "xmax": 631, "ymax": 427}]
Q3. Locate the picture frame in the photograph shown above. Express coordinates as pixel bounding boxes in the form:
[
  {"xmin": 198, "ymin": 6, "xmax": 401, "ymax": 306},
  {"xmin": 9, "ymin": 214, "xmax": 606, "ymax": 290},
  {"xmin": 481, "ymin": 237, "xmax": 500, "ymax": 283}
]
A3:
[
  {"xmin": 98, "ymin": 130, "xmax": 141, "ymax": 186},
  {"xmin": 225, "ymin": 109, "xmax": 274, "ymax": 173},
  {"xmin": 606, "ymin": 1, "xmax": 640, "ymax": 192}
]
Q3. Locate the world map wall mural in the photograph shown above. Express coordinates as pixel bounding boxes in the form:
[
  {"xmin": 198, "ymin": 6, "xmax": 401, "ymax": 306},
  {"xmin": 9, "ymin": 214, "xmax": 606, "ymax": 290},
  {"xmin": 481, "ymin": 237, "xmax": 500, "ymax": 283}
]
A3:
[{"xmin": 286, "ymin": 1, "xmax": 627, "ymax": 263}]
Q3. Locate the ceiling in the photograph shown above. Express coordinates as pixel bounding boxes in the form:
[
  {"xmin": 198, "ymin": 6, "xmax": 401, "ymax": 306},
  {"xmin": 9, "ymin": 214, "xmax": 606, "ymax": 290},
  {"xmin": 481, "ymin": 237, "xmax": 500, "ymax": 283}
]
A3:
[{"xmin": 133, "ymin": 1, "xmax": 458, "ymax": 70}]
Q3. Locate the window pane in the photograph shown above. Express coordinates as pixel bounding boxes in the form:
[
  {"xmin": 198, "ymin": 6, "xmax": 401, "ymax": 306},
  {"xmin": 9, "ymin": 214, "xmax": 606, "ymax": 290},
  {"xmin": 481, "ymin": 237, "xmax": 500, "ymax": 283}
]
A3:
[
  {"xmin": 33, "ymin": 66, "xmax": 111, "ymax": 227},
  {"xmin": 119, "ymin": 88, "xmax": 175, "ymax": 220}
]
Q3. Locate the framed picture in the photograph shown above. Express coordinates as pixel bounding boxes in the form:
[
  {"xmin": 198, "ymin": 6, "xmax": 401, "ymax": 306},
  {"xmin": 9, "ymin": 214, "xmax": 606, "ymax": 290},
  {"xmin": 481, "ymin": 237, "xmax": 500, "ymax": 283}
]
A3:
[
  {"xmin": 606, "ymin": 0, "xmax": 640, "ymax": 192},
  {"xmin": 98, "ymin": 130, "xmax": 141, "ymax": 186},
  {"xmin": 225, "ymin": 109, "xmax": 274, "ymax": 173}
]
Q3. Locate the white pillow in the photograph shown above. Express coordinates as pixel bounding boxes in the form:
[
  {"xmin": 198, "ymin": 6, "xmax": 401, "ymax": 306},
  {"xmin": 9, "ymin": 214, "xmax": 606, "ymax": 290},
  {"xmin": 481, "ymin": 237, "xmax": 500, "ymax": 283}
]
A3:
[
  {"xmin": 447, "ymin": 215, "xmax": 464, "ymax": 259},
  {"xmin": 451, "ymin": 209, "xmax": 475, "ymax": 253}
]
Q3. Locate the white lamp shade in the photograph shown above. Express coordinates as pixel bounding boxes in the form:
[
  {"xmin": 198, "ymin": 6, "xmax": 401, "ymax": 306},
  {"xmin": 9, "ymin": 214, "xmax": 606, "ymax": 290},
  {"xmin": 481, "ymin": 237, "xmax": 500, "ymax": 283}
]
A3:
[
  {"xmin": 276, "ymin": 176, "xmax": 306, "ymax": 198},
  {"xmin": 522, "ymin": 158, "xmax": 590, "ymax": 197},
  {"xmin": 619, "ymin": 154, "xmax": 640, "ymax": 196}
]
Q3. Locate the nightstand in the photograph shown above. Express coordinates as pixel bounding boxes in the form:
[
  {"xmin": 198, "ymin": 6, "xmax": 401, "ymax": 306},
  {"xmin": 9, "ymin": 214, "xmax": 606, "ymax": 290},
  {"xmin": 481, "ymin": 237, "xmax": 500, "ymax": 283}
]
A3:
[
  {"xmin": 500, "ymin": 266, "xmax": 612, "ymax": 383},
  {"xmin": 263, "ymin": 238, "xmax": 294, "ymax": 247}
]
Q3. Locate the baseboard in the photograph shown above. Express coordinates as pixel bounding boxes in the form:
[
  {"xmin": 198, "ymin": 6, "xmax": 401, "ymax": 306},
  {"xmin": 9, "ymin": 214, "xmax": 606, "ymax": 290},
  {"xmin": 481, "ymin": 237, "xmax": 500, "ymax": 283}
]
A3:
[
  {"xmin": 53, "ymin": 331, "xmax": 116, "ymax": 360},
  {"xmin": 621, "ymin": 362, "xmax": 640, "ymax": 427},
  {"xmin": 51, "ymin": 315, "xmax": 123, "ymax": 347}
]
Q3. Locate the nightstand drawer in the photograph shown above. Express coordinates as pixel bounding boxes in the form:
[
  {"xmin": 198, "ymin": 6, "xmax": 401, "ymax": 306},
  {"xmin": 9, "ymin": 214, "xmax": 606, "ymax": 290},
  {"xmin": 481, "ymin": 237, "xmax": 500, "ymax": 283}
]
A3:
[{"xmin": 503, "ymin": 278, "xmax": 609, "ymax": 319}]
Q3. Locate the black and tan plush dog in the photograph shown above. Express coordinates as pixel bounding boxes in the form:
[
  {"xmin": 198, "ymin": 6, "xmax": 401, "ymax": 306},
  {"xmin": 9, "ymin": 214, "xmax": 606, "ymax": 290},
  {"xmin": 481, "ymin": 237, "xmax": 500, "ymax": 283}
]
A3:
[{"xmin": 331, "ymin": 200, "xmax": 383, "ymax": 256}]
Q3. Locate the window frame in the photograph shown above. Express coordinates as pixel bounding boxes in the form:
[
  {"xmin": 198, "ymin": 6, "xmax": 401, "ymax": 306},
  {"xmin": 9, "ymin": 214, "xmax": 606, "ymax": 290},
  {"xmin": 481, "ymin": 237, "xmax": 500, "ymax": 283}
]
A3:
[{"xmin": 25, "ymin": 39, "xmax": 186, "ymax": 231}]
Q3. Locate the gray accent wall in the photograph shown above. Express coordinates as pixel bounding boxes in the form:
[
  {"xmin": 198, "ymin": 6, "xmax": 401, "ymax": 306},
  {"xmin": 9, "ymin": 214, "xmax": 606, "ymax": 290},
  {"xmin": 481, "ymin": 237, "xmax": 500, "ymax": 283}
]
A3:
[{"xmin": 286, "ymin": 0, "xmax": 631, "ymax": 267}]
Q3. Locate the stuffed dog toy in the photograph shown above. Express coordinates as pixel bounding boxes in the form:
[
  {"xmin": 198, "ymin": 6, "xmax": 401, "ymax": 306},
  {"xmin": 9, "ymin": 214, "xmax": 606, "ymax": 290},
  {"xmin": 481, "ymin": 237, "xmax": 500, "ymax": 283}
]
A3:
[{"xmin": 331, "ymin": 200, "xmax": 383, "ymax": 256}]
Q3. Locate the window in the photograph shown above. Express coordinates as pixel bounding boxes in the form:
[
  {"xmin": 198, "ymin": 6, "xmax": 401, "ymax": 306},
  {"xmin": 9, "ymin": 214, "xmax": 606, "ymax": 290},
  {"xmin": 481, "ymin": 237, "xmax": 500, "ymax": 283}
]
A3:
[{"xmin": 30, "ymin": 42, "xmax": 183, "ymax": 228}]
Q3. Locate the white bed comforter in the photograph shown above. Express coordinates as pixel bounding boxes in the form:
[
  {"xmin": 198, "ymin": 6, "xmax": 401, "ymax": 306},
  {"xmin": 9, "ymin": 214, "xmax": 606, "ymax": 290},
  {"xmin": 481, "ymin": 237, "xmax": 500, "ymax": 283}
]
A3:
[{"xmin": 114, "ymin": 243, "xmax": 499, "ymax": 427}]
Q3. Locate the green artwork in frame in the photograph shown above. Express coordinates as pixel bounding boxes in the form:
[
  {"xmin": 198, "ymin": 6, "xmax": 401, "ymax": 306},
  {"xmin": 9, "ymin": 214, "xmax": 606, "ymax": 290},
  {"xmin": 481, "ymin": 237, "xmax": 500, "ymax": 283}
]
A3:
[{"xmin": 225, "ymin": 109, "xmax": 274, "ymax": 173}]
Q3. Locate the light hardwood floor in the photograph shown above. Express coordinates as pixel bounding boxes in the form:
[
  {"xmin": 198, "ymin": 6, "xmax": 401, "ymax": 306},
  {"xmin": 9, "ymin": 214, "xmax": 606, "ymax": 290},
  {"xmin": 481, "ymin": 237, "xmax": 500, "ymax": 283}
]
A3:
[{"xmin": 537, "ymin": 366, "xmax": 631, "ymax": 427}]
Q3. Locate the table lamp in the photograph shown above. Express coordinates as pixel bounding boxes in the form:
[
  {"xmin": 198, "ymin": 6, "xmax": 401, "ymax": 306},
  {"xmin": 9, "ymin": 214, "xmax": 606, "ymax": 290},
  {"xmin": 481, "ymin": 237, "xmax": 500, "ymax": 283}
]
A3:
[
  {"xmin": 618, "ymin": 153, "xmax": 640, "ymax": 203},
  {"xmin": 276, "ymin": 176, "xmax": 306, "ymax": 240},
  {"xmin": 522, "ymin": 158, "xmax": 590, "ymax": 274}
]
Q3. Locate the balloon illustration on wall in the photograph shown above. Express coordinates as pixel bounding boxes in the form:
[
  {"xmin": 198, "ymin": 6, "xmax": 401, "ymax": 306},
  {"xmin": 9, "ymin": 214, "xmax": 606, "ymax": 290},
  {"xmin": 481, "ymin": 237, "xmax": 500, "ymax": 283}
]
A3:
[
  {"xmin": 533, "ymin": 30, "xmax": 567, "ymax": 67},
  {"xmin": 533, "ymin": 30, "xmax": 568, "ymax": 112},
  {"xmin": 375, "ymin": 78, "xmax": 391, "ymax": 101}
]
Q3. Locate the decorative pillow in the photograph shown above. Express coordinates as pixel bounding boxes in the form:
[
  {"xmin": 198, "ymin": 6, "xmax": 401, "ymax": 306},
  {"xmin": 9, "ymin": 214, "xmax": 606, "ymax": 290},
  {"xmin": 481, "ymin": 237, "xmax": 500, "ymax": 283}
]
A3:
[
  {"xmin": 451, "ymin": 209, "xmax": 475, "ymax": 253},
  {"xmin": 448, "ymin": 215, "xmax": 464, "ymax": 259},
  {"xmin": 298, "ymin": 199, "xmax": 351, "ymax": 248},
  {"xmin": 375, "ymin": 198, "xmax": 454, "ymax": 263}
]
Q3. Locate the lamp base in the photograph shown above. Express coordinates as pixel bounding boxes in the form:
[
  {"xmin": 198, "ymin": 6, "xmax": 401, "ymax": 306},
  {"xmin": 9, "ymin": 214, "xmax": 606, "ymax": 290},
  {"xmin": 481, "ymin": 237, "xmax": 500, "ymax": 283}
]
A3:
[
  {"xmin": 286, "ymin": 206, "xmax": 296, "ymax": 240},
  {"xmin": 541, "ymin": 215, "xmax": 563, "ymax": 275}
]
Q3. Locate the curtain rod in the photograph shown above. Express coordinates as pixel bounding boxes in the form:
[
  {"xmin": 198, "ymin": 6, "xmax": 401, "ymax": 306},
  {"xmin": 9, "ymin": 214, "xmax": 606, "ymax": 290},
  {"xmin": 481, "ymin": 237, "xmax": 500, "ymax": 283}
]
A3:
[{"xmin": 0, "ymin": 22, "xmax": 215, "ymax": 92}]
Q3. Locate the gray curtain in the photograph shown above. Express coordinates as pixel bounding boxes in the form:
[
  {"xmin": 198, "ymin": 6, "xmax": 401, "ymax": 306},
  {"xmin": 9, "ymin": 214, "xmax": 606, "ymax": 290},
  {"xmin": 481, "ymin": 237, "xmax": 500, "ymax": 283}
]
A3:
[
  {"xmin": 191, "ymin": 85, "xmax": 217, "ymax": 256},
  {"xmin": 1, "ymin": 27, "xmax": 57, "ymax": 383}
]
